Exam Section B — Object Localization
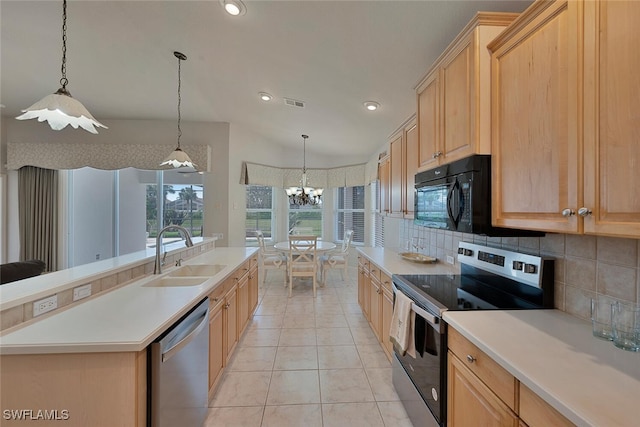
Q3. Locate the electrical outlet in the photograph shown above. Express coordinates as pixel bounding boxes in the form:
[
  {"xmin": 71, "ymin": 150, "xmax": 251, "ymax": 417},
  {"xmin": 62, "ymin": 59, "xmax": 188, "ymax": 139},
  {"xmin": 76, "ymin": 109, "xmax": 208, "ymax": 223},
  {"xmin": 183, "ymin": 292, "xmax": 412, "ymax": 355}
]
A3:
[
  {"xmin": 446, "ymin": 255, "xmax": 455, "ymax": 265},
  {"xmin": 73, "ymin": 284, "xmax": 92, "ymax": 301},
  {"xmin": 33, "ymin": 295, "xmax": 58, "ymax": 317}
]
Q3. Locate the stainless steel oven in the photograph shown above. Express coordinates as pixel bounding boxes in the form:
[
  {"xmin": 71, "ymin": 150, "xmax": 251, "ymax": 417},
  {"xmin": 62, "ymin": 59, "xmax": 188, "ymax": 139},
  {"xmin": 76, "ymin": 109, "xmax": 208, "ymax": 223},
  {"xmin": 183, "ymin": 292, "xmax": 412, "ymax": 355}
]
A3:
[{"xmin": 391, "ymin": 242, "xmax": 554, "ymax": 427}]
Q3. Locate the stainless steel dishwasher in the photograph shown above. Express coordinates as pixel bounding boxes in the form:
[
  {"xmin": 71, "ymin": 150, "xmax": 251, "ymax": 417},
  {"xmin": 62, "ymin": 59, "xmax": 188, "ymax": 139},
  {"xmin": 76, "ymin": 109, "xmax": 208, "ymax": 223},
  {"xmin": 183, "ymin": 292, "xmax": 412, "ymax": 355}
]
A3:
[{"xmin": 150, "ymin": 297, "xmax": 209, "ymax": 427}]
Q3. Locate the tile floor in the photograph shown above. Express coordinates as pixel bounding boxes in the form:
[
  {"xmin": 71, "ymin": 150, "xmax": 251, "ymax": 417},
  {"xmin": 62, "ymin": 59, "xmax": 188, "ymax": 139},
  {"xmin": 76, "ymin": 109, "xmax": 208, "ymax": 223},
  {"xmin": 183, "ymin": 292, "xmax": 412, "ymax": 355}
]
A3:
[{"xmin": 204, "ymin": 266, "xmax": 414, "ymax": 427}]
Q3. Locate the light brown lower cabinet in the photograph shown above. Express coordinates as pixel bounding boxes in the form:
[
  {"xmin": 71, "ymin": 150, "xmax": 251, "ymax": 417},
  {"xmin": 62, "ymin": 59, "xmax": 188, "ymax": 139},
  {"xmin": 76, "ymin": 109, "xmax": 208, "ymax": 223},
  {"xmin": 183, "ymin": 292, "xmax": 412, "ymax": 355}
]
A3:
[
  {"xmin": 448, "ymin": 352, "xmax": 518, "ymax": 427},
  {"xmin": 0, "ymin": 351, "xmax": 147, "ymax": 427},
  {"xmin": 357, "ymin": 254, "xmax": 393, "ymax": 362},
  {"xmin": 208, "ymin": 259, "xmax": 259, "ymax": 397},
  {"xmin": 520, "ymin": 383, "xmax": 574, "ymax": 427},
  {"xmin": 448, "ymin": 327, "xmax": 576, "ymax": 427}
]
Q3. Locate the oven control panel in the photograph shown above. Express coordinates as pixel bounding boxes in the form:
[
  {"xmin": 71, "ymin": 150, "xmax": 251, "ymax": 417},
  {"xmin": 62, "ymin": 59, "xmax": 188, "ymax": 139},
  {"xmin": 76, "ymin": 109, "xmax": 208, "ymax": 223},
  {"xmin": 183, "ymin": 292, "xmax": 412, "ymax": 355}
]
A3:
[{"xmin": 457, "ymin": 242, "xmax": 549, "ymax": 288}]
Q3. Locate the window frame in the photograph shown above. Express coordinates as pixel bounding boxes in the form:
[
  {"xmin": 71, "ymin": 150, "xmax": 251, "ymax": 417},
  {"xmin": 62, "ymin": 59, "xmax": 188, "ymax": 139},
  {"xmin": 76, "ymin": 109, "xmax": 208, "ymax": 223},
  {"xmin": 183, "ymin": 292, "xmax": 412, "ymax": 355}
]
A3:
[
  {"xmin": 334, "ymin": 185, "xmax": 365, "ymax": 245},
  {"xmin": 245, "ymin": 185, "xmax": 275, "ymax": 245}
]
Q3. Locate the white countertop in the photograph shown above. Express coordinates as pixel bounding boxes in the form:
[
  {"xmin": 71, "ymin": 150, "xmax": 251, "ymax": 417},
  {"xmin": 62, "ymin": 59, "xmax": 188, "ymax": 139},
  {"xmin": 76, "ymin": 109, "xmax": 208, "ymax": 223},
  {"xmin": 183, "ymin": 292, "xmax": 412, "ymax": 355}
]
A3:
[
  {"xmin": 444, "ymin": 310, "xmax": 640, "ymax": 427},
  {"xmin": 0, "ymin": 247, "xmax": 257, "ymax": 355},
  {"xmin": 356, "ymin": 247, "xmax": 459, "ymax": 277}
]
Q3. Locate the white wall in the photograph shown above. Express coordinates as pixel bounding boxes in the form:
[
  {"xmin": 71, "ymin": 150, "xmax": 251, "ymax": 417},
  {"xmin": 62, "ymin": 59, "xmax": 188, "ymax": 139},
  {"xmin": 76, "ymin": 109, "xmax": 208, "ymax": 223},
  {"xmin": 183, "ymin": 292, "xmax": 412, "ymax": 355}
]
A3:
[
  {"xmin": 70, "ymin": 168, "xmax": 114, "ymax": 266},
  {"xmin": 118, "ymin": 168, "xmax": 147, "ymax": 256}
]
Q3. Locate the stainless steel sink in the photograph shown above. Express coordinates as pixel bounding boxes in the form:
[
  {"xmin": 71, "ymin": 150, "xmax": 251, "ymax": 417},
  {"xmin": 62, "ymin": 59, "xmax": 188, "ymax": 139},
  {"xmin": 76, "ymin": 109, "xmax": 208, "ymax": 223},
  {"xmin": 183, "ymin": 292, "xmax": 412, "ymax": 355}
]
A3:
[
  {"xmin": 167, "ymin": 264, "xmax": 227, "ymax": 277},
  {"xmin": 143, "ymin": 277, "xmax": 209, "ymax": 288}
]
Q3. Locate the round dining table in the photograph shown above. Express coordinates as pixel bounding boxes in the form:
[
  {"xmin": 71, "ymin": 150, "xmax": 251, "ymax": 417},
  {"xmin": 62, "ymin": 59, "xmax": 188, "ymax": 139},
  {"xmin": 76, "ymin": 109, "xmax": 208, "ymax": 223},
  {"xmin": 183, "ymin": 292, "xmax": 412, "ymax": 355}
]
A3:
[{"xmin": 274, "ymin": 240, "xmax": 337, "ymax": 252}]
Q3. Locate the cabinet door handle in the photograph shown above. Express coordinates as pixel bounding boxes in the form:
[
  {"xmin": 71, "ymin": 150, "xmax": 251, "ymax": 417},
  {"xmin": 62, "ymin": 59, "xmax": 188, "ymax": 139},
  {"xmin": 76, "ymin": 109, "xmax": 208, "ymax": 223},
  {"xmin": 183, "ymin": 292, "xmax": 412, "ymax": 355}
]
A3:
[
  {"xmin": 578, "ymin": 207, "xmax": 592, "ymax": 217},
  {"xmin": 224, "ymin": 303, "xmax": 230, "ymax": 309},
  {"xmin": 562, "ymin": 208, "xmax": 575, "ymax": 217},
  {"xmin": 466, "ymin": 355, "xmax": 476, "ymax": 363},
  {"xmin": 212, "ymin": 297, "xmax": 219, "ymax": 302}
]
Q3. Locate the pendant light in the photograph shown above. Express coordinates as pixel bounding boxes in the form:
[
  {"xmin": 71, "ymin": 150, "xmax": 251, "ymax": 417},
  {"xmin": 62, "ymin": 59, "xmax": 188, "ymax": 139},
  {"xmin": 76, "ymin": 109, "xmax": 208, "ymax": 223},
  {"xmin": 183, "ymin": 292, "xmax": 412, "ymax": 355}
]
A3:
[
  {"xmin": 286, "ymin": 135, "xmax": 323, "ymax": 206},
  {"xmin": 160, "ymin": 51, "xmax": 197, "ymax": 169},
  {"xmin": 16, "ymin": 0, "xmax": 107, "ymax": 134}
]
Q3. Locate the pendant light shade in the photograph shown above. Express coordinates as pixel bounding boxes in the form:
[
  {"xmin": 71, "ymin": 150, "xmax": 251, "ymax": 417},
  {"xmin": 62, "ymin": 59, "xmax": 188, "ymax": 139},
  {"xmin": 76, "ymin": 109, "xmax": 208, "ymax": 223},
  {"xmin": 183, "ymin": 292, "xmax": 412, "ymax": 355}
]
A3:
[
  {"xmin": 160, "ymin": 51, "xmax": 197, "ymax": 170},
  {"xmin": 16, "ymin": 0, "xmax": 106, "ymax": 134}
]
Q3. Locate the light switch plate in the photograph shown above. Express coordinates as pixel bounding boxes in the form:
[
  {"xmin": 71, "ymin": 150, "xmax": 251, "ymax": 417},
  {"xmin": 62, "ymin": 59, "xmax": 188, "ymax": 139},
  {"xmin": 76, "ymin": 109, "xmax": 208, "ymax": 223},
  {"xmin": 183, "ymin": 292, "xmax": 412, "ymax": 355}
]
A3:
[
  {"xmin": 73, "ymin": 284, "xmax": 92, "ymax": 301},
  {"xmin": 446, "ymin": 255, "xmax": 455, "ymax": 265}
]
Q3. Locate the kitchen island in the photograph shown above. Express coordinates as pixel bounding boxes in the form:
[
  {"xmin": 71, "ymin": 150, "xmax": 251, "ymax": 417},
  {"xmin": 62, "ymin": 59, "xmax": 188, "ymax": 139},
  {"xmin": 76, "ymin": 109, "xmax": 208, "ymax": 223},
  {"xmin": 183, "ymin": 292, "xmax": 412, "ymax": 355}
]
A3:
[{"xmin": 0, "ymin": 246, "xmax": 258, "ymax": 427}]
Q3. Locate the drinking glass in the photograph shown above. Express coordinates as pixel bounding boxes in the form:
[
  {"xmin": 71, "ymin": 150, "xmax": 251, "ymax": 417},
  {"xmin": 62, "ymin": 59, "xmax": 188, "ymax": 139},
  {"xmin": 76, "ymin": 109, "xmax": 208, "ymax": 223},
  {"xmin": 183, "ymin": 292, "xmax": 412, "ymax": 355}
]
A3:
[
  {"xmin": 612, "ymin": 301, "xmax": 640, "ymax": 352},
  {"xmin": 591, "ymin": 297, "xmax": 614, "ymax": 340}
]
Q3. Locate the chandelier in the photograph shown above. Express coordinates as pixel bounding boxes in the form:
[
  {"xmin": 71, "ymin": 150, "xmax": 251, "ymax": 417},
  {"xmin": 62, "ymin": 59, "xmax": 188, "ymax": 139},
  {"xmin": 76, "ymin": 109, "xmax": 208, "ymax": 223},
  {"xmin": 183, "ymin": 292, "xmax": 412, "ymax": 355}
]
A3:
[
  {"xmin": 160, "ymin": 51, "xmax": 197, "ymax": 169},
  {"xmin": 16, "ymin": 0, "xmax": 107, "ymax": 134},
  {"xmin": 286, "ymin": 134, "xmax": 323, "ymax": 206}
]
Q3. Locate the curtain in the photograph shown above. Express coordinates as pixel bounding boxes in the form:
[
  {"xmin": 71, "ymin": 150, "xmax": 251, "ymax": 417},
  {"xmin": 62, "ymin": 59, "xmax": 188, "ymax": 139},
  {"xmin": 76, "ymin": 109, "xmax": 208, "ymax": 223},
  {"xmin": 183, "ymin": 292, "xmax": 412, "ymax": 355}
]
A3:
[
  {"xmin": 7, "ymin": 143, "xmax": 210, "ymax": 171},
  {"xmin": 242, "ymin": 161, "xmax": 366, "ymax": 188},
  {"xmin": 18, "ymin": 166, "xmax": 58, "ymax": 271}
]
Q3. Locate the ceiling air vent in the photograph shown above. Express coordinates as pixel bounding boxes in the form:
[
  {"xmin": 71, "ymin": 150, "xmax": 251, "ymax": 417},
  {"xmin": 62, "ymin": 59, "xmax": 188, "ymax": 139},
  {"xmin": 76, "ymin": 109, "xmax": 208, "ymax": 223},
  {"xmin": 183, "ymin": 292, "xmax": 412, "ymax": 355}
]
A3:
[{"xmin": 284, "ymin": 98, "xmax": 306, "ymax": 108}]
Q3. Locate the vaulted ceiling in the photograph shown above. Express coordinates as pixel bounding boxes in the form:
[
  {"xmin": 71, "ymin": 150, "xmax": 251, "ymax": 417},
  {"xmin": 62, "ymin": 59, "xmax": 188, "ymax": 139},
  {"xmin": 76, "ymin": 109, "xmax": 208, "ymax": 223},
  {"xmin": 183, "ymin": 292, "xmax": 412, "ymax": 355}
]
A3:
[{"xmin": 1, "ymin": 0, "xmax": 532, "ymax": 162}]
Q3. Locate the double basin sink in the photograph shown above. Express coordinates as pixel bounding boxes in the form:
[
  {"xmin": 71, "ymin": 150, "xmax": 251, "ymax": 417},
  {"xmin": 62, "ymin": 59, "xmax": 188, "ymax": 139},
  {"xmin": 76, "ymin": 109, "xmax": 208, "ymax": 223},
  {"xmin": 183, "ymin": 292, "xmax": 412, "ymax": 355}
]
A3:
[{"xmin": 143, "ymin": 264, "xmax": 227, "ymax": 287}]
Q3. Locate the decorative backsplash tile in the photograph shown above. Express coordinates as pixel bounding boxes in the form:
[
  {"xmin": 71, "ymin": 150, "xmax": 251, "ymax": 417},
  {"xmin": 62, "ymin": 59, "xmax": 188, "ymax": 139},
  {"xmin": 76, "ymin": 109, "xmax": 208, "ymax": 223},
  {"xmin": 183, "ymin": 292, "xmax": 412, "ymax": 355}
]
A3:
[{"xmin": 392, "ymin": 217, "xmax": 640, "ymax": 321}]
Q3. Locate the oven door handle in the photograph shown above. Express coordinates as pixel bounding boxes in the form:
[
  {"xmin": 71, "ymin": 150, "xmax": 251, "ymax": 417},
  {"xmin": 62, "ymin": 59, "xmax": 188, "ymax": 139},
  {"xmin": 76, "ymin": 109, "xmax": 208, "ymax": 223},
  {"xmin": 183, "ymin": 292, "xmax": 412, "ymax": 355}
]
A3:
[{"xmin": 391, "ymin": 282, "xmax": 440, "ymax": 329}]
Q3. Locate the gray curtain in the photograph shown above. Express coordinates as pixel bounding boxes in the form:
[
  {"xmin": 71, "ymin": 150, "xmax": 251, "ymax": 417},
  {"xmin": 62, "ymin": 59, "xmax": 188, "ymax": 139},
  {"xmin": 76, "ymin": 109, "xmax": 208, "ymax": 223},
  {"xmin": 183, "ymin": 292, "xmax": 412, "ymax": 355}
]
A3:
[{"xmin": 18, "ymin": 166, "xmax": 58, "ymax": 271}]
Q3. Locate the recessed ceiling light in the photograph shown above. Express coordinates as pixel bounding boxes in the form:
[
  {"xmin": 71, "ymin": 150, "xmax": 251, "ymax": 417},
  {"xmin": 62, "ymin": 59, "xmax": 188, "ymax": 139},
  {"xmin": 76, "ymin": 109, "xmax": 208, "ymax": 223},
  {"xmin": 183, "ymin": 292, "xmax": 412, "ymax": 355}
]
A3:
[
  {"xmin": 364, "ymin": 101, "xmax": 380, "ymax": 111},
  {"xmin": 259, "ymin": 92, "xmax": 273, "ymax": 102},
  {"xmin": 220, "ymin": 0, "xmax": 246, "ymax": 16}
]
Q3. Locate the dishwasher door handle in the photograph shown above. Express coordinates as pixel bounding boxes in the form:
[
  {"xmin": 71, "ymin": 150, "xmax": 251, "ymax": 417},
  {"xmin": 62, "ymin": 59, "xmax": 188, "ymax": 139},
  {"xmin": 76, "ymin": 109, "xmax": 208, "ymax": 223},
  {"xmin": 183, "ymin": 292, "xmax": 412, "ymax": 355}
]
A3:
[{"xmin": 162, "ymin": 310, "xmax": 209, "ymax": 363}]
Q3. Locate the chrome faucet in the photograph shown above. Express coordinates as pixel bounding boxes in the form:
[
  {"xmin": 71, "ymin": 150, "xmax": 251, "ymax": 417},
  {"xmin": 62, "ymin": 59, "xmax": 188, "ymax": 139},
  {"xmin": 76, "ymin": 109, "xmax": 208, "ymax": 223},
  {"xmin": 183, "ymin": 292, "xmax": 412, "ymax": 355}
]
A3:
[{"xmin": 154, "ymin": 225, "xmax": 194, "ymax": 274}]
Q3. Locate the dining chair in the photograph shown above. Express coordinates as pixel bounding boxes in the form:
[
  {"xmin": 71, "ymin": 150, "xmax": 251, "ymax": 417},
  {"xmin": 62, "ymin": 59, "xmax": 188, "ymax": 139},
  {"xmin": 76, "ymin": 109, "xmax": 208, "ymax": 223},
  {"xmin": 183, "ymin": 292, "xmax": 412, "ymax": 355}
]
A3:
[
  {"xmin": 287, "ymin": 235, "xmax": 318, "ymax": 297},
  {"xmin": 319, "ymin": 229, "xmax": 354, "ymax": 284},
  {"xmin": 290, "ymin": 226, "xmax": 314, "ymax": 235},
  {"xmin": 255, "ymin": 230, "xmax": 287, "ymax": 284}
]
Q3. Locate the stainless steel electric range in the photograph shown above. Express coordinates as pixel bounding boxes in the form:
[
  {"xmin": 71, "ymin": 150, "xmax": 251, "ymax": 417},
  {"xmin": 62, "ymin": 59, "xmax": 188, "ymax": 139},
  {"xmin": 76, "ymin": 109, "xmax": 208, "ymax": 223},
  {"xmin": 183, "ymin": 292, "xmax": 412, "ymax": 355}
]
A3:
[{"xmin": 391, "ymin": 242, "xmax": 554, "ymax": 427}]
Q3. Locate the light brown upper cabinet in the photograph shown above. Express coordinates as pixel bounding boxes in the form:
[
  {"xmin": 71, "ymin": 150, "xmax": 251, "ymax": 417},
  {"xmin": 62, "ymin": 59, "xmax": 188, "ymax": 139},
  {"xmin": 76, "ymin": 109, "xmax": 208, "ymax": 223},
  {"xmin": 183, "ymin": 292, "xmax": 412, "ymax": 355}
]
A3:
[
  {"xmin": 490, "ymin": 0, "xmax": 640, "ymax": 238},
  {"xmin": 387, "ymin": 115, "xmax": 418, "ymax": 218},
  {"xmin": 416, "ymin": 13, "xmax": 518, "ymax": 170}
]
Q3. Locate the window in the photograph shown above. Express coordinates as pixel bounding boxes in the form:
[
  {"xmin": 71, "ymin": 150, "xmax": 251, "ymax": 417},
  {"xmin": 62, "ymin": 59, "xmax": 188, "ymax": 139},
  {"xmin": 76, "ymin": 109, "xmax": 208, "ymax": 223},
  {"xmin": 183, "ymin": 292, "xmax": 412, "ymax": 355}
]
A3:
[
  {"xmin": 66, "ymin": 167, "xmax": 204, "ymax": 268},
  {"xmin": 246, "ymin": 185, "xmax": 274, "ymax": 243},
  {"xmin": 288, "ymin": 203, "xmax": 322, "ymax": 237},
  {"xmin": 371, "ymin": 181, "xmax": 384, "ymax": 247},
  {"xmin": 335, "ymin": 186, "xmax": 365, "ymax": 244}
]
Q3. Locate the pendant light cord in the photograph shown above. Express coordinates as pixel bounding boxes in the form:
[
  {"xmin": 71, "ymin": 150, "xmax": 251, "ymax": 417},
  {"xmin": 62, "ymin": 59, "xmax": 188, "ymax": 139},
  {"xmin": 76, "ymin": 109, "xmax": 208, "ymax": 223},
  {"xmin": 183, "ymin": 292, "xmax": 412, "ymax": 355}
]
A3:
[
  {"xmin": 177, "ymin": 55, "xmax": 182, "ymax": 149},
  {"xmin": 60, "ymin": 0, "xmax": 68, "ymax": 89}
]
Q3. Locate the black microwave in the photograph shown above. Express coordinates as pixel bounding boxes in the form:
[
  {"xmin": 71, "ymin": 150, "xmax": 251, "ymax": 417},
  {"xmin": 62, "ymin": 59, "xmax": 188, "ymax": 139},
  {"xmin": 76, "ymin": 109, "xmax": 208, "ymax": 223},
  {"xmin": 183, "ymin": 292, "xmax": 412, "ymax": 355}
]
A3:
[{"xmin": 414, "ymin": 155, "xmax": 542, "ymax": 237}]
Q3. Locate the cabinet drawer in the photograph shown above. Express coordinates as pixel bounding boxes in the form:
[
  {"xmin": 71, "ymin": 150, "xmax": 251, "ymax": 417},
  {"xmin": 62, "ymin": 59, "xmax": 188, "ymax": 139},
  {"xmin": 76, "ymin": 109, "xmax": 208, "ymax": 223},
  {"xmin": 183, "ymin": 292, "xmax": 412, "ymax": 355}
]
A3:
[
  {"xmin": 380, "ymin": 271, "xmax": 392, "ymax": 292},
  {"xmin": 448, "ymin": 327, "xmax": 517, "ymax": 411},
  {"xmin": 368, "ymin": 263, "xmax": 382, "ymax": 282},
  {"xmin": 520, "ymin": 383, "xmax": 575, "ymax": 427},
  {"xmin": 249, "ymin": 255, "xmax": 258, "ymax": 270},
  {"xmin": 208, "ymin": 285, "xmax": 225, "ymax": 309}
]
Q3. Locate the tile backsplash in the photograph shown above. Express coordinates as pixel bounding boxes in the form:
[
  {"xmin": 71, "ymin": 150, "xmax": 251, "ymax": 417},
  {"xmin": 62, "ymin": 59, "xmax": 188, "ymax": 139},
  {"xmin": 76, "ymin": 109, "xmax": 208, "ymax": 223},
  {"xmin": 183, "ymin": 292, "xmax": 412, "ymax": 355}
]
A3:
[{"xmin": 385, "ymin": 217, "xmax": 639, "ymax": 321}]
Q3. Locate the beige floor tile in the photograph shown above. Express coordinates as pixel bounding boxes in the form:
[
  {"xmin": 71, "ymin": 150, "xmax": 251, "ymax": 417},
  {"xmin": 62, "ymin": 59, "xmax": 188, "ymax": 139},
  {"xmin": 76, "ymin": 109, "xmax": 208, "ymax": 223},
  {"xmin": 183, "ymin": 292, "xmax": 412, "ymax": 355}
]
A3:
[
  {"xmin": 345, "ymin": 313, "xmax": 371, "ymax": 328},
  {"xmin": 376, "ymin": 401, "xmax": 414, "ymax": 427},
  {"xmin": 240, "ymin": 328, "xmax": 282, "ymax": 347},
  {"xmin": 322, "ymin": 402, "xmax": 384, "ymax": 427},
  {"xmin": 254, "ymin": 303, "xmax": 286, "ymax": 315},
  {"xmin": 342, "ymin": 303, "xmax": 363, "ymax": 314},
  {"xmin": 365, "ymin": 368, "xmax": 399, "ymax": 402},
  {"xmin": 227, "ymin": 346, "xmax": 277, "ymax": 372},
  {"xmin": 203, "ymin": 406, "xmax": 264, "ymax": 427},
  {"xmin": 279, "ymin": 328, "xmax": 317, "ymax": 346},
  {"xmin": 317, "ymin": 345, "xmax": 363, "ymax": 369},
  {"xmin": 260, "ymin": 295, "xmax": 287, "ymax": 306},
  {"xmin": 314, "ymin": 304, "xmax": 345, "ymax": 315},
  {"xmin": 266, "ymin": 370, "xmax": 320, "ymax": 405},
  {"xmin": 209, "ymin": 371, "xmax": 271, "ymax": 407},
  {"xmin": 319, "ymin": 369, "xmax": 375, "ymax": 403},
  {"xmin": 316, "ymin": 327, "xmax": 354, "ymax": 346},
  {"xmin": 357, "ymin": 344, "xmax": 391, "ymax": 368},
  {"xmin": 273, "ymin": 346, "xmax": 318, "ymax": 370},
  {"xmin": 282, "ymin": 313, "xmax": 317, "ymax": 329},
  {"xmin": 248, "ymin": 314, "xmax": 284, "ymax": 329},
  {"xmin": 315, "ymin": 313, "xmax": 349, "ymax": 328},
  {"xmin": 264, "ymin": 286, "xmax": 289, "ymax": 296},
  {"xmin": 285, "ymin": 302, "xmax": 315, "ymax": 314},
  {"xmin": 261, "ymin": 404, "xmax": 322, "ymax": 427},
  {"xmin": 350, "ymin": 327, "xmax": 381, "ymax": 346}
]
